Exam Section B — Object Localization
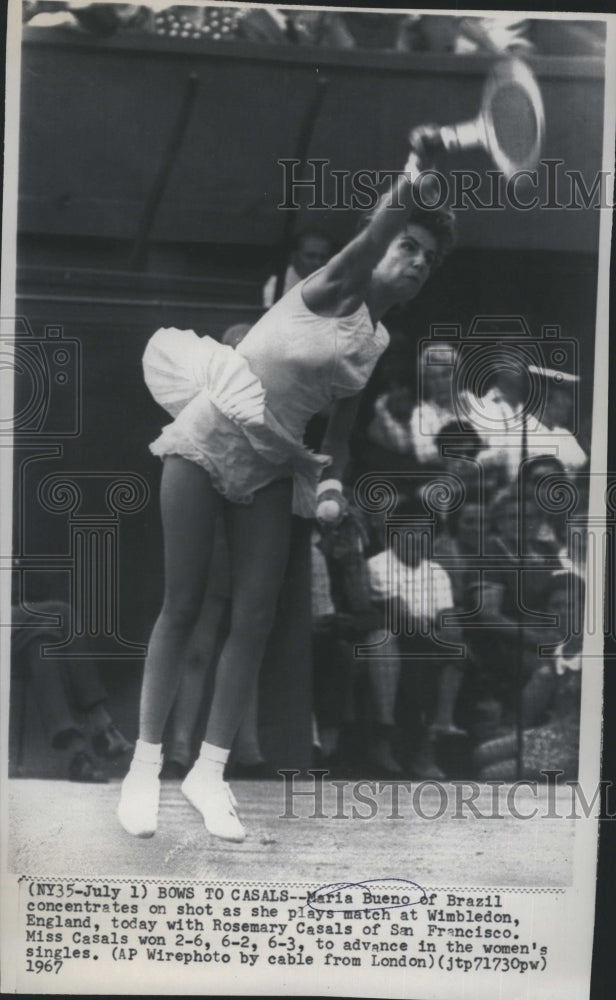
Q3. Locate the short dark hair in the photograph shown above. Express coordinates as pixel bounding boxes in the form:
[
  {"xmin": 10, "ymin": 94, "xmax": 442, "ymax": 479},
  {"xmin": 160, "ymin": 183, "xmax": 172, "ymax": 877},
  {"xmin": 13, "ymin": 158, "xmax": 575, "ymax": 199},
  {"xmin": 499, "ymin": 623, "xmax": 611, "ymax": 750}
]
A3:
[
  {"xmin": 292, "ymin": 228, "xmax": 335, "ymax": 252},
  {"xmin": 356, "ymin": 202, "xmax": 456, "ymax": 269},
  {"xmin": 435, "ymin": 420, "xmax": 482, "ymax": 460}
]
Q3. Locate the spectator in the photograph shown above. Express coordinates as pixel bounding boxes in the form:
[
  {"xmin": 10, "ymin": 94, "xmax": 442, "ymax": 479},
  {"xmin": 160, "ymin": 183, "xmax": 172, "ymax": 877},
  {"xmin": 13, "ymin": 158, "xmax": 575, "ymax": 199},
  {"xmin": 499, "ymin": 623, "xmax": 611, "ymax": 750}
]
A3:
[
  {"xmin": 262, "ymin": 230, "xmax": 335, "ymax": 308},
  {"xmin": 11, "ymin": 599, "xmax": 131, "ymax": 782},
  {"xmin": 433, "ymin": 478, "xmax": 484, "ymax": 610},
  {"xmin": 336, "ymin": 12, "xmax": 415, "ymax": 51},
  {"xmin": 237, "ymin": 7, "xmax": 292, "ymax": 44},
  {"xmin": 367, "ymin": 342, "xmax": 475, "ymax": 465},
  {"xmin": 457, "ymin": 487, "xmax": 581, "ymax": 735},
  {"xmin": 432, "ymin": 419, "xmax": 484, "ymax": 516},
  {"xmin": 360, "ymin": 492, "xmax": 466, "ymax": 777},
  {"xmin": 473, "ymin": 360, "xmax": 587, "ymax": 481},
  {"xmin": 470, "ymin": 570, "xmax": 584, "ymax": 779},
  {"xmin": 529, "ymin": 363, "xmax": 588, "ymax": 470}
]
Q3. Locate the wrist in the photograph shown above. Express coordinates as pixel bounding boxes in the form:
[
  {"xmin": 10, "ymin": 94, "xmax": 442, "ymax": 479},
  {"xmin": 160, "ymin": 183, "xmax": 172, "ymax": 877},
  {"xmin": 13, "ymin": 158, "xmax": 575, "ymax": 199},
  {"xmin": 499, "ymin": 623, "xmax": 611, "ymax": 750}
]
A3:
[
  {"xmin": 403, "ymin": 150, "xmax": 424, "ymax": 183},
  {"xmin": 317, "ymin": 478, "xmax": 343, "ymax": 497}
]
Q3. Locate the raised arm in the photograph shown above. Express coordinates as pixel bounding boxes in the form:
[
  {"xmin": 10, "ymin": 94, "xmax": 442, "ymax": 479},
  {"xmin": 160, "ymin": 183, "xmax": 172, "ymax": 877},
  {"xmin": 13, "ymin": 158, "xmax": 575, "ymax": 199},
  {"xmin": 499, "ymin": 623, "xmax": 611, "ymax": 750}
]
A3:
[{"xmin": 303, "ymin": 127, "xmax": 442, "ymax": 317}]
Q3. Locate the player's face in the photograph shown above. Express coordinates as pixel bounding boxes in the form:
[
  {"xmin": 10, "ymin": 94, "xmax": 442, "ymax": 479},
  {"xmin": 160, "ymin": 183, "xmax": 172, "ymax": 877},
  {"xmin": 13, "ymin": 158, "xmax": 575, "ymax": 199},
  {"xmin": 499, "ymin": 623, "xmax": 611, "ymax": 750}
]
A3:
[{"xmin": 373, "ymin": 224, "xmax": 438, "ymax": 303}]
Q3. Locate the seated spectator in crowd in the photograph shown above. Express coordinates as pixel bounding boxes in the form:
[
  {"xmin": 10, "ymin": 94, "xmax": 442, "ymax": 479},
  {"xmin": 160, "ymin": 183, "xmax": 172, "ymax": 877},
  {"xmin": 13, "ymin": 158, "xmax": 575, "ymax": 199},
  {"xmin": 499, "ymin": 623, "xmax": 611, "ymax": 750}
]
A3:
[
  {"xmin": 520, "ymin": 454, "xmax": 572, "ymax": 557},
  {"xmin": 153, "ymin": 5, "xmax": 241, "ymax": 40},
  {"xmin": 25, "ymin": 2, "xmax": 149, "ymax": 35},
  {"xmin": 355, "ymin": 492, "xmax": 466, "ymax": 777},
  {"xmin": 11, "ymin": 599, "xmax": 131, "ymax": 782},
  {"xmin": 411, "ymin": 14, "xmax": 533, "ymax": 54},
  {"xmin": 368, "ymin": 342, "xmax": 473, "ymax": 465},
  {"xmin": 473, "ymin": 360, "xmax": 587, "ymax": 481},
  {"xmin": 432, "ymin": 478, "xmax": 484, "ymax": 610},
  {"xmin": 367, "ymin": 385, "xmax": 417, "ymax": 457},
  {"xmin": 529, "ymin": 363, "xmax": 588, "ymax": 470},
  {"xmin": 470, "ymin": 569, "xmax": 584, "ymax": 779},
  {"xmin": 457, "ymin": 486, "xmax": 582, "ymax": 736},
  {"xmin": 287, "ymin": 10, "xmax": 357, "ymax": 49},
  {"xmin": 430, "ymin": 419, "xmax": 486, "ymax": 518},
  {"xmin": 434, "ymin": 419, "xmax": 483, "ymax": 480},
  {"xmin": 328, "ymin": 12, "xmax": 418, "ymax": 51},
  {"xmin": 455, "ymin": 16, "xmax": 534, "ymax": 54},
  {"xmin": 262, "ymin": 230, "xmax": 335, "ymax": 308},
  {"xmin": 493, "ymin": 458, "xmax": 573, "ymax": 570},
  {"xmin": 287, "ymin": 11, "xmax": 421, "ymax": 51},
  {"xmin": 236, "ymin": 6, "xmax": 292, "ymax": 43}
]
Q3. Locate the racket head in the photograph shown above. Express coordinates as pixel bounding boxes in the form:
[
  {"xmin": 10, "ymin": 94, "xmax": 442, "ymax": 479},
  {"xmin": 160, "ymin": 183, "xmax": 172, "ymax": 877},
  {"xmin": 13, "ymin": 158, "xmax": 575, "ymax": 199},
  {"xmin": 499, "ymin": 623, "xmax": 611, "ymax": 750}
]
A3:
[{"xmin": 480, "ymin": 59, "xmax": 545, "ymax": 176}]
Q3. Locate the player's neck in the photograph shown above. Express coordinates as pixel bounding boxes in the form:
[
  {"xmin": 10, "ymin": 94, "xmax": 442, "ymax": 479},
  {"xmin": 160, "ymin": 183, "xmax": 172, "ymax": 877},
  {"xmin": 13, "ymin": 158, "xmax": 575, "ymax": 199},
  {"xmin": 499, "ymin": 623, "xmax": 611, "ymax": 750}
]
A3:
[{"xmin": 365, "ymin": 285, "xmax": 398, "ymax": 323}]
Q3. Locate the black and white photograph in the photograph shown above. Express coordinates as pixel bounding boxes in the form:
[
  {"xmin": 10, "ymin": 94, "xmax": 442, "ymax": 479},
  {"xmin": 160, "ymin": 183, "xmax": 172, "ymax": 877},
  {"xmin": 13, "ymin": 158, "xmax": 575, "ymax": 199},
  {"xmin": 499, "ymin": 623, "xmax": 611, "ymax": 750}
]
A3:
[{"xmin": 1, "ymin": 3, "xmax": 614, "ymax": 996}]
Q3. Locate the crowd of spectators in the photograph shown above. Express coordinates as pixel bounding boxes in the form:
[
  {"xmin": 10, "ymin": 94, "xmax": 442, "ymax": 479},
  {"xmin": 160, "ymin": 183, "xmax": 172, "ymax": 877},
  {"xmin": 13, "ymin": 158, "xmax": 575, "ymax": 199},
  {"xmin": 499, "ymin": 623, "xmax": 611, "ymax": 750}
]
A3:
[
  {"xmin": 310, "ymin": 319, "xmax": 588, "ymax": 780},
  {"xmin": 22, "ymin": 4, "xmax": 605, "ymax": 58}
]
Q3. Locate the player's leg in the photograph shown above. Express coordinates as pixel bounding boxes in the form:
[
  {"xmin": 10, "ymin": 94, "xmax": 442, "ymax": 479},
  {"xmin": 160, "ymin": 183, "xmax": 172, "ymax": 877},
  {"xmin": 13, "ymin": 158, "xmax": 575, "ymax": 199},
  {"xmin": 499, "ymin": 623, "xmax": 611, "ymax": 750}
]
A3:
[
  {"xmin": 118, "ymin": 456, "xmax": 222, "ymax": 836},
  {"xmin": 165, "ymin": 592, "xmax": 229, "ymax": 775},
  {"xmin": 182, "ymin": 477, "xmax": 293, "ymax": 840}
]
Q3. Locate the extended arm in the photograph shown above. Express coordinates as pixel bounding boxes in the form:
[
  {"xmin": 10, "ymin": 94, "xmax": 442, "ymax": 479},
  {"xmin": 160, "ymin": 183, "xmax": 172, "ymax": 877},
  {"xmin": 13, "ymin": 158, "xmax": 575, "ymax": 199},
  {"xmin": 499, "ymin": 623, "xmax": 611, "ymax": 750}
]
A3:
[{"xmin": 303, "ymin": 129, "xmax": 442, "ymax": 316}]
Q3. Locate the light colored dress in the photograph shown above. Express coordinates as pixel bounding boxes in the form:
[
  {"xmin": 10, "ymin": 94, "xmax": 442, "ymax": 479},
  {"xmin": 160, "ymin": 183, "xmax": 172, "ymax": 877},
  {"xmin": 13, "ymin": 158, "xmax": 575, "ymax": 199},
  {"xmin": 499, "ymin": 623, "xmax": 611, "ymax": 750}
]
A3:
[{"xmin": 143, "ymin": 281, "xmax": 389, "ymax": 517}]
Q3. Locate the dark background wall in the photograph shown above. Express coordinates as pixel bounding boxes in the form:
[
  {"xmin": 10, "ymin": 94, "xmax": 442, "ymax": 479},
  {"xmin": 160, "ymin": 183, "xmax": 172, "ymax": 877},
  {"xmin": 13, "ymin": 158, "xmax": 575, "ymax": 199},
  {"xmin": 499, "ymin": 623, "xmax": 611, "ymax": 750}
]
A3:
[{"xmin": 19, "ymin": 29, "xmax": 604, "ymax": 252}]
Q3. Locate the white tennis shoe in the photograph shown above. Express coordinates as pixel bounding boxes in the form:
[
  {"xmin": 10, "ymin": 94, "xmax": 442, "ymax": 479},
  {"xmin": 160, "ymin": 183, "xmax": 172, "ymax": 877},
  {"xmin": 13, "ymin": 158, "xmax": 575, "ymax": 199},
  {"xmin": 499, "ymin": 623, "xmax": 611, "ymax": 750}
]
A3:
[
  {"xmin": 117, "ymin": 764, "xmax": 161, "ymax": 838},
  {"xmin": 182, "ymin": 770, "xmax": 246, "ymax": 842}
]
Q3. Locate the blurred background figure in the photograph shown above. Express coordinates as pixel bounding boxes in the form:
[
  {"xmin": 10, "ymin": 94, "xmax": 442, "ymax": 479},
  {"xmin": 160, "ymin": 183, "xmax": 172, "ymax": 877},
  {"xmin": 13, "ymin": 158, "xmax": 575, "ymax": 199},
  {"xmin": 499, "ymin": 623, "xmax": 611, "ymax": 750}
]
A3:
[
  {"xmin": 262, "ymin": 230, "xmax": 335, "ymax": 309},
  {"xmin": 473, "ymin": 358, "xmax": 586, "ymax": 484},
  {"xmin": 367, "ymin": 342, "xmax": 471, "ymax": 465},
  {"xmin": 11, "ymin": 599, "xmax": 132, "ymax": 782}
]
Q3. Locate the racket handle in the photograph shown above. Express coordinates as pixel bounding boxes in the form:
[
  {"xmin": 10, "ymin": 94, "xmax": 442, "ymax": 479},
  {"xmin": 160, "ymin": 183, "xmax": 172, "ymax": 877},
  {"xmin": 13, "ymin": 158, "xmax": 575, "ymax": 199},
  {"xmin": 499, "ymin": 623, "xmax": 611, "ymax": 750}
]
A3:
[{"xmin": 403, "ymin": 150, "xmax": 422, "ymax": 182}]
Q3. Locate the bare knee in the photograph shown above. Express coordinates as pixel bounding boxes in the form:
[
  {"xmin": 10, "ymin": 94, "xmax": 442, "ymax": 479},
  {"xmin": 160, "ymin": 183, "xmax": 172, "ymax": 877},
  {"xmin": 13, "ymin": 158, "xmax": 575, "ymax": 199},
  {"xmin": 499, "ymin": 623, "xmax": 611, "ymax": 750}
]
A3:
[
  {"xmin": 230, "ymin": 603, "xmax": 277, "ymax": 646},
  {"xmin": 183, "ymin": 644, "xmax": 211, "ymax": 675},
  {"xmin": 160, "ymin": 595, "xmax": 204, "ymax": 633}
]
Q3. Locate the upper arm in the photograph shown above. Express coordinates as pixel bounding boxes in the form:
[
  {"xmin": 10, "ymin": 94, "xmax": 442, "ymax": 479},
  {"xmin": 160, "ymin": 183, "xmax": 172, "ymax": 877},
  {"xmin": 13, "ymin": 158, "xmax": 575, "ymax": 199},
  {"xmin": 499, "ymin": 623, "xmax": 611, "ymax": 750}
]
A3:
[{"xmin": 302, "ymin": 228, "xmax": 384, "ymax": 316}]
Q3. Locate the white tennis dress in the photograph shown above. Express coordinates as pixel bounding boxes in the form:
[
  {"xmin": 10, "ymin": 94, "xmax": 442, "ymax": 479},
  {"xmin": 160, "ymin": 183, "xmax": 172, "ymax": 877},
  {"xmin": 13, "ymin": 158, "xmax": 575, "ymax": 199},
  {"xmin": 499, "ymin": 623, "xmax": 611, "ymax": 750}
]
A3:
[{"xmin": 143, "ymin": 281, "xmax": 389, "ymax": 517}]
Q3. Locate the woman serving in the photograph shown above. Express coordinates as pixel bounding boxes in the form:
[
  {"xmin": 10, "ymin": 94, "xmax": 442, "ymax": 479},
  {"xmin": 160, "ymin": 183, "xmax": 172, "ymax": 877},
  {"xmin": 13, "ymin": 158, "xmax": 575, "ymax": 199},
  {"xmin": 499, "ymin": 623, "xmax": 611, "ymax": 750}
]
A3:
[{"xmin": 118, "ymin": 129, "xmax": 456, "ymax": 842}]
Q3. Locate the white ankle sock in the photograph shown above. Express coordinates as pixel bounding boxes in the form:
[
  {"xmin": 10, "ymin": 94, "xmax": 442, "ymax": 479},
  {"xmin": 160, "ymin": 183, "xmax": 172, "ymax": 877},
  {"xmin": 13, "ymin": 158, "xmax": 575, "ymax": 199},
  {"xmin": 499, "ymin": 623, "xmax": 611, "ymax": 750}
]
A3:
[
  {"xmin": 193, "ymin": 742, "xmax": 229, "ymax": 783},
  {"xmin": 133, "ymin": 739, "xmax": 162, "ymax": 767}
]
